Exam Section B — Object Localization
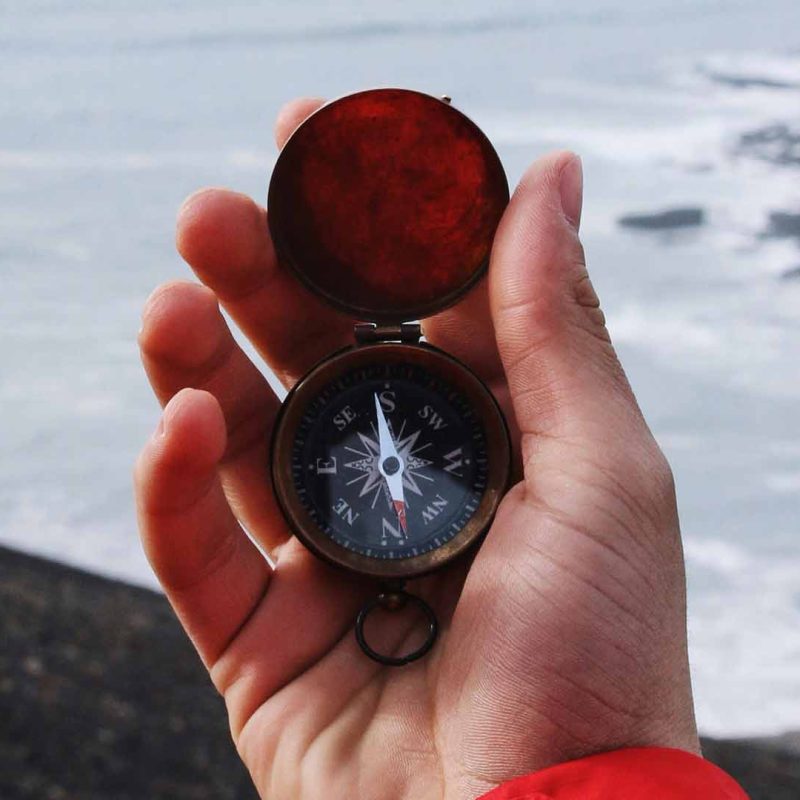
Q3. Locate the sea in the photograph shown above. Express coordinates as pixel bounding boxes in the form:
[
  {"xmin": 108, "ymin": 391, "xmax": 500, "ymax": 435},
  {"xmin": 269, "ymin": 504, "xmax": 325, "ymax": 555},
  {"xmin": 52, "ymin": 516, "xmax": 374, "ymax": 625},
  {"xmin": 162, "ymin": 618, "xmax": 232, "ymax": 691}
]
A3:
[{"xmin": 1, "ymin": 0, "xmax": 798, "ymax": 738}]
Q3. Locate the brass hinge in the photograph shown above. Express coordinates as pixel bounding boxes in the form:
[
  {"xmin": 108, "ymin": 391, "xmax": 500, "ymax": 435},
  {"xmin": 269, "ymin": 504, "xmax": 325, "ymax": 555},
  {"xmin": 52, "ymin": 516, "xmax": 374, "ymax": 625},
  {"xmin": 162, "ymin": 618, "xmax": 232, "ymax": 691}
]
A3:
[{"xmin": 354, "ymin": 322, "xmax": 422, "ymax": 345}]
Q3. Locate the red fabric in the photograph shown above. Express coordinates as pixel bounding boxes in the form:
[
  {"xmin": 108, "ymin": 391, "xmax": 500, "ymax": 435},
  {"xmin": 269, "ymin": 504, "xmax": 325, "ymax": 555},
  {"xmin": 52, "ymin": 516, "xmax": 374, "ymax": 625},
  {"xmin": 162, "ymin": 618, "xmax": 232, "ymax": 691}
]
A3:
[{"xmin": 477, "ymin": 747, "xmax": 749, "ymax": 799}]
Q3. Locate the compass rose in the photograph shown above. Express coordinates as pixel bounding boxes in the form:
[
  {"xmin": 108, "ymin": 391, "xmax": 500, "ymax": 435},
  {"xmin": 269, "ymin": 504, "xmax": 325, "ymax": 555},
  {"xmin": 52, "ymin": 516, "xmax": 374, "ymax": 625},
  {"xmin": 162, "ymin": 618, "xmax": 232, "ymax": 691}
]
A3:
[{"xmin": 344, "ymin": 420, "xmax": 434, "ymax": 510}]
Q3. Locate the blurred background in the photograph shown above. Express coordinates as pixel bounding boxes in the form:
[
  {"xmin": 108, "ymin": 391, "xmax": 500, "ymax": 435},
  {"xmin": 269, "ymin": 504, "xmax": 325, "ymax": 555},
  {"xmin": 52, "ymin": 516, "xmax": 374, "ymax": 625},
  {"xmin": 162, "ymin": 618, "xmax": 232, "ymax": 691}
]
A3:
[{"xmin": 1, "ymin": 0, "xmax": 798, "ymax": 777}]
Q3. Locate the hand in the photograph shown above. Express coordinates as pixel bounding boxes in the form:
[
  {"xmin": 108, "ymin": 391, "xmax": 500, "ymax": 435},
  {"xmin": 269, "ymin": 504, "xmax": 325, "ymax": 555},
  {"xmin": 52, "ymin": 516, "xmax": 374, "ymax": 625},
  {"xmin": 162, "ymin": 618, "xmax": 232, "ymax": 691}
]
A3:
[
  {"xmin": 134, "ymin": 97, "xmax": 699, "ymax": 800},
  {"xmin": 374, "ymin": 392, "xmax": 408, "ymax": 533}
]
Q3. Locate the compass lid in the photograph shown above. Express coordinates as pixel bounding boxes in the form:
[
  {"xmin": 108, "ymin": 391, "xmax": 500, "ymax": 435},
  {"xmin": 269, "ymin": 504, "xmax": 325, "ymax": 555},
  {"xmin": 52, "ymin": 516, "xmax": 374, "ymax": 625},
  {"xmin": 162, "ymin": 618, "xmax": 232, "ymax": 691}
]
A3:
[{"xmin": 267, "ymin": 88, "xmax": 509, "ymax": 323}]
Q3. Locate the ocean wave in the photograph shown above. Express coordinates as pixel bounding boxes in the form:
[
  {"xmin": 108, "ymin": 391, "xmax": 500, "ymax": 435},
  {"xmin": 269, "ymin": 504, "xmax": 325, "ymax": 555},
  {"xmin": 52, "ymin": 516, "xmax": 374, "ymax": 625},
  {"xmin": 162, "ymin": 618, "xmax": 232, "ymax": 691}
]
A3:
[
  {"xmin": 0, "ymin": 8, "xmax": 616, "ymax": 55},
  {"xmin": 0, "ymin": 149, "xmax": 274, "ymax": 171},
  {"xmin": 698, "ymin": 52, "xmax": 800, "ymax": 90}
]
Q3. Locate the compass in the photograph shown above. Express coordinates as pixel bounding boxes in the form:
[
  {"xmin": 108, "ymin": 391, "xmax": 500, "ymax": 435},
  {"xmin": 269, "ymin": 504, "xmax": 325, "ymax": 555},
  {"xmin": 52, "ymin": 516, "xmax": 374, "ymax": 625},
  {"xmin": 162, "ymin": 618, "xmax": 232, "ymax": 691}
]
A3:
[{"xmin": 269, "ymin": 88, "xmax": 511, "ymax": 665}]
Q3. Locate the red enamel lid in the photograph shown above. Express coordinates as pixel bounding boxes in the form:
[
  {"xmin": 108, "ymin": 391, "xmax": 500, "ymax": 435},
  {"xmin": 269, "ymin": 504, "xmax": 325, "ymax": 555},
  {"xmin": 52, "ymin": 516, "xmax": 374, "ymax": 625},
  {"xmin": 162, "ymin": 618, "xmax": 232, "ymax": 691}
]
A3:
[{"xmin": 267, "ymin": 88, "xmax": 509, "ymax": 322}]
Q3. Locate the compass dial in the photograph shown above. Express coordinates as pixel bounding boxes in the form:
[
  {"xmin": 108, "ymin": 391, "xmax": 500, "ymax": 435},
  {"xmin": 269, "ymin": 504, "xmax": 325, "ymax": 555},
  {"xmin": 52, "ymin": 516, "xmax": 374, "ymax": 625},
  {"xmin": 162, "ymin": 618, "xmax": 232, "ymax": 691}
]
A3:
[{"xmin": 289, "ymin": 361, "xmax": 489, "ymax": 561}]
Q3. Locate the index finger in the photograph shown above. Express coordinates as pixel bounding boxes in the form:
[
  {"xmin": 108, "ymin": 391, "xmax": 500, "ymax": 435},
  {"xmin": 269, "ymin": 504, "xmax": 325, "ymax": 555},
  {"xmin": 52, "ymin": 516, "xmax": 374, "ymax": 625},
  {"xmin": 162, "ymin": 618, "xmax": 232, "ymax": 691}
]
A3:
[{"xmin": 176, "ymin": 98, "xmax": 353, "ymax": 387}]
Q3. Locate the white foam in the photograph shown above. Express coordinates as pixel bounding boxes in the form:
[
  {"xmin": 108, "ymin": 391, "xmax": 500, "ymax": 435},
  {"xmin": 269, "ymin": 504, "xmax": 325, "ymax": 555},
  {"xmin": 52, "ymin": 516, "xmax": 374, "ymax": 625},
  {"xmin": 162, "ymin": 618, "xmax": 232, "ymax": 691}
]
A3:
[
  {"xmin": 609, "ymin": 304, "xmax": 722, "ymax": 357},
  {"xmin": 684, "ymin": 537, "xmax": 749, "ymax": 575},
  {"xmin": 608, "ymin": 298, "xmax": 799, "ymax": 400},
  {"xmin": 485, "ymin": 112, "xmax": 731, "ymax": 166},
  {"xmin": 1, "ymin": 491, "xmax": 159, "ymax": 590},
  {"xmin": 685, "ymin": 536, "xmax": 800, "ymax": 735}
]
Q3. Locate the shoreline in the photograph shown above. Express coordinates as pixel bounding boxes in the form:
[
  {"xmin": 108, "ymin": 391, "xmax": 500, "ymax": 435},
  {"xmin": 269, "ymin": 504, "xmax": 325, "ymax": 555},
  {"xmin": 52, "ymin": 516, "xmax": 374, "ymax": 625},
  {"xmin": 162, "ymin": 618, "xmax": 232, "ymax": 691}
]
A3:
[{"xmin": 1, "ymin": 544, "xmax": 798, "ymax": 799}]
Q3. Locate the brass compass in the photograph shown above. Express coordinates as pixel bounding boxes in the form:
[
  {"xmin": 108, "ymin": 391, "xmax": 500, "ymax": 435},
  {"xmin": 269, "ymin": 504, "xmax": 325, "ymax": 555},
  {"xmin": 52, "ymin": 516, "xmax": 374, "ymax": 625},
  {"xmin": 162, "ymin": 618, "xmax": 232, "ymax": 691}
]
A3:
[{"xmin": 268, "ymin": 88, "xmax": 511, "ymax": 665}]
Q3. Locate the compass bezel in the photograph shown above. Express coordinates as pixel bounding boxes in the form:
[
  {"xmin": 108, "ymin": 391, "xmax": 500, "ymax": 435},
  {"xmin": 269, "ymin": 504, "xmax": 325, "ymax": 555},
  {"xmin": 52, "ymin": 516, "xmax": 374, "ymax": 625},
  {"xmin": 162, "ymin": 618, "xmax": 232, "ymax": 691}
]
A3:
[{"xmin": 271, "ymin": 342, "xmax": 511, "ymax": 580}]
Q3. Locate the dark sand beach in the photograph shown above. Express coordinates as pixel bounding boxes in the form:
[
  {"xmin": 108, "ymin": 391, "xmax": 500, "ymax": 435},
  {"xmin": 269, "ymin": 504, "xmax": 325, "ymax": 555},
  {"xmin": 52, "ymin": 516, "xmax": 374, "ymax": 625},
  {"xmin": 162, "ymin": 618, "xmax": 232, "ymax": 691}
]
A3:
[{"xmin": 1, "ymin": 545, "xmax": 798, "ymax": 799}]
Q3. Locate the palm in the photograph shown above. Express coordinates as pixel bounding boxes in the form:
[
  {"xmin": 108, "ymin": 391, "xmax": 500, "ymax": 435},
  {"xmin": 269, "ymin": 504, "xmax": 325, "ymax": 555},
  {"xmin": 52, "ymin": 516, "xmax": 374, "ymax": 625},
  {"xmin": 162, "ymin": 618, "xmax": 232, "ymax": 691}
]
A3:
[
  {"xmin": 135, "ymin": 98, "xmax": 698, "ymax": 800},
  {"xmin": 223, "ymin": 419, "xmax": 690, "ymax": 800}
]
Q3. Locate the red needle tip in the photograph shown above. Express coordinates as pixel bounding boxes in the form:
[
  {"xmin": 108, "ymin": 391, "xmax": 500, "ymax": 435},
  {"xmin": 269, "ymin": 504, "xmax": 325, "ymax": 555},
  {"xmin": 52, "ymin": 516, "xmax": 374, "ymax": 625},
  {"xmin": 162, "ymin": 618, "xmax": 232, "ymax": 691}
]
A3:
[{"xmin": 393, "ymin": 500, "xmax": 408, "ymax": 534}]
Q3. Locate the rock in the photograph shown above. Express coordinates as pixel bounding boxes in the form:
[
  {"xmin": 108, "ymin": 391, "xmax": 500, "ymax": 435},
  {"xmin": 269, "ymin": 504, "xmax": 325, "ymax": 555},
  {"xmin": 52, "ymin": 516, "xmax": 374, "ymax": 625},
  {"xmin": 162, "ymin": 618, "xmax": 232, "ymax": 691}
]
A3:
[
  {"xmin": 781, "ymin": 265, "xmax": 800, "ymax": 281},
  {"xmin": 0, "ymin": 545, "xmax": 257, "ymax": 800},
  {"xmin": 1, "ymin": 545, "xmax": 799, "ymax": 799},
  {"xmin": 702, "ymin": 735, "xmax": 800, "ymax": 800},
  {"xmin": 763, "ymin": 211, "xmax": 800, "ymax": 240},
  {"xmin": 707, "ymin": 73, "xmax": 799, "ymax": 90},
  {"xmin": 618, "ymin": 207, "xmax": 705, "ymax": 230},
  {"xmin": 737, "ymin": 124, "xmax": 800, "ymax": 167}
]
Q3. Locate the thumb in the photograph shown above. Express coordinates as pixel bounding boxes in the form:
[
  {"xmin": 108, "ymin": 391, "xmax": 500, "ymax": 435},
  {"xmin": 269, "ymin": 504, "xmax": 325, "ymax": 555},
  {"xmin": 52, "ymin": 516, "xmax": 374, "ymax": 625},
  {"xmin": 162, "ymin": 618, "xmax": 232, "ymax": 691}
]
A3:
[{"xmin": 490, "ymin": 151, "xmax": 641, "ymax": 456}]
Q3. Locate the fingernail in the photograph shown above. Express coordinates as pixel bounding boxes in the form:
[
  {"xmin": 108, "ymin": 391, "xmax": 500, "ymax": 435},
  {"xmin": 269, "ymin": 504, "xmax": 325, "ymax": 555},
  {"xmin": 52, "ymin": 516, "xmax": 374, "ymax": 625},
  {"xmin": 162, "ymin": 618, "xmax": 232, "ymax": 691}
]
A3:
[{"xmin": 559, "ymin": 154, "xmax": 583, "ymax": 231}]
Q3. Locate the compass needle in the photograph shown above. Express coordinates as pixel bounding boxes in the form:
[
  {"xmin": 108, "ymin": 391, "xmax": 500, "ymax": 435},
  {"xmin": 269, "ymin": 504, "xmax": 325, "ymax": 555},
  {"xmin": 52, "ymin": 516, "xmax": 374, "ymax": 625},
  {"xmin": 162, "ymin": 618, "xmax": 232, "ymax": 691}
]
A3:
[{"xmin": 374, "ymin": 392, "xmax": 408, "ymax": 533}]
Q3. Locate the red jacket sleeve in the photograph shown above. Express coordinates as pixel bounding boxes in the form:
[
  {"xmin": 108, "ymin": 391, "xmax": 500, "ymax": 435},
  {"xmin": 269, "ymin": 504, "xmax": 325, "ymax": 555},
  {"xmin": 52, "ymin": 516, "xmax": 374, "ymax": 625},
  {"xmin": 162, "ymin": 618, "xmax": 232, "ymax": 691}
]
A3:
[{"xmin": 477, "ymin": 747, "xmax": 749, "ymax": 799}]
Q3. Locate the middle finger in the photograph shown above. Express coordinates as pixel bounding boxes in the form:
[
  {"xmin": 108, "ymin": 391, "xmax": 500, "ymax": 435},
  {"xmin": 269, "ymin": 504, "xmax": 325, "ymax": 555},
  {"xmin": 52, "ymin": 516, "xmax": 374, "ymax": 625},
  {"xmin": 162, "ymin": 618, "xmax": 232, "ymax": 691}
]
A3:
[
  {"xmin": 139, "ymin": 280, "xmax": 289, "ymax": 551},
  {"xmin": 176, "ymin": 185, "xmax": 354, "ymax": 387}
]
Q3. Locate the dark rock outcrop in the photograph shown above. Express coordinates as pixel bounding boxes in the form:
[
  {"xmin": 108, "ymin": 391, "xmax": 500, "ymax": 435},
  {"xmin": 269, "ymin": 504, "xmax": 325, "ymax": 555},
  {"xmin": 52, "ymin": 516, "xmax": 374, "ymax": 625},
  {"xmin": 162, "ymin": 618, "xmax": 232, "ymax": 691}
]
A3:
[
  {"xmin": 762, "ymin": 211, "xmax": 800, "ymax": 241},
  {"xmin": 1, "ymin": 545, "xmax": 798, "ymax": 799},
  {"xmin": 738, "ymin": 124, "xmax": 800, "ymax": 167},
  {"xmin": 780, "ymin": 265, "xmax": 800, "ymax": 281},
  {"xmin": 618, "ymin": 207, "xmax": 705, "ymax": 230},
  {"xmin": 0, "ymin": 545, "xmax": 257, "ymax": 800}
]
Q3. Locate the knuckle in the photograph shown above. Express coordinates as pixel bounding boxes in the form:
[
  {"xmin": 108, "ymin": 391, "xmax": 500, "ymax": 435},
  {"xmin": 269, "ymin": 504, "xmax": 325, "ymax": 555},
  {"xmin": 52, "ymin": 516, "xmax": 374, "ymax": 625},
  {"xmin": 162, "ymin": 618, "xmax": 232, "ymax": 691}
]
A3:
[
  {"xmin": 618, "ymin": 439, "xmax": 677, "ymax": 528},
  {"xmin": 649, "ymin": 447, "xmax": 677, "ymax": 502},
  {"xmin": 570, "ymin": 261, "xmax": 614, "ymax": 346},
  {"xmin": 573, "ymin": 271, "xmax": 598, "ymax": 310},
  {"xmin": 141, "ymin": 281, "xmax": 216, "ymax": 332},
  {"xmin": 132, "ymin": 446, "xmax": 149, "ymax": 491},
  {"xmin": 143, "ymin": 279, "xmax": 193, "ymax": 309}
]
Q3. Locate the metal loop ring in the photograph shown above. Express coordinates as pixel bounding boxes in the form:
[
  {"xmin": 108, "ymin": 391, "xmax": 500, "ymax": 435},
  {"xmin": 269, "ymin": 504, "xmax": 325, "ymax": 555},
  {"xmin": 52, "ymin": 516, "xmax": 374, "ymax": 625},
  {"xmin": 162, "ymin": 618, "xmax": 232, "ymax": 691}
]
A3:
[{"xmin": 355, "ymin": 591, "xmax": 438, "ymax": 667}]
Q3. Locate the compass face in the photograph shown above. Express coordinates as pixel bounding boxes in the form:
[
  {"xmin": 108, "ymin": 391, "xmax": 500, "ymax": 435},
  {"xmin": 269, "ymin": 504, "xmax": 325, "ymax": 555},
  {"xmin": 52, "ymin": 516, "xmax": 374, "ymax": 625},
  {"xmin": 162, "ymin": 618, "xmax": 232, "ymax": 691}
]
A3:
[{"xmin": 289, "ymin": 361, "xmax": 489, "ymax": 561}]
